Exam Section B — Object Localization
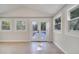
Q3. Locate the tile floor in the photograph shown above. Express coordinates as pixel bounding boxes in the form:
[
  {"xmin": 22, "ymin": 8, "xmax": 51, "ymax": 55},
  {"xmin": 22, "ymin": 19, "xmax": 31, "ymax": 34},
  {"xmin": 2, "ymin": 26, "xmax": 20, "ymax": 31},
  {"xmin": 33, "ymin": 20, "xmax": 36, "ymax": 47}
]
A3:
[{"xmin": 0, "ymin": 42, "xmax": 64, "ymax": 54}]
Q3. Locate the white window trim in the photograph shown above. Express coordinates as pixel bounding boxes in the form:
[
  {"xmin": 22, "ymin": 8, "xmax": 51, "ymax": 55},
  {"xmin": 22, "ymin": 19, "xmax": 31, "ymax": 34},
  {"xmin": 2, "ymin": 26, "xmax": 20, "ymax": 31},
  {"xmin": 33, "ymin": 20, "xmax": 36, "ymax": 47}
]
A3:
[
  {"xmin": 67, "ymin": 4, "xmax": 79, "ymax": 21},
  {"xmin": 67, "ymin": 4, "xmax": 79, "ymax": 32},
  {"xmin": 15, "ymin": 19, "xmax": 27, "ymax": 32},
  {"xmin": 53, "ymin": 14, "xmax": 62, "ymax": 33},
  {"xmin": 0, "ymin": 19, "xmax": 12, "ymax": 32}
]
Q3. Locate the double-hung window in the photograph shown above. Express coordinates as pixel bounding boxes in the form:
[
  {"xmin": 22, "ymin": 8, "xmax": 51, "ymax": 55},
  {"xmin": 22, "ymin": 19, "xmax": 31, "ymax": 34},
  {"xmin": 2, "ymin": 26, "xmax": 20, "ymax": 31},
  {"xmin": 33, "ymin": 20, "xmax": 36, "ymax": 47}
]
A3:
[
  {"xmin": 68, "ymin": 5, "xmax": 79, "ymax": 31},
  {"xmin": 54, "ymin": 17, "xmax": 61, "ymax": 30},
  {"xmin": 16, "ymin": 20, "xmax": 26, "ymax": 31},
  {"xmin": 1, "ymin": 20, "xmax": 11, "ymax": 31}
]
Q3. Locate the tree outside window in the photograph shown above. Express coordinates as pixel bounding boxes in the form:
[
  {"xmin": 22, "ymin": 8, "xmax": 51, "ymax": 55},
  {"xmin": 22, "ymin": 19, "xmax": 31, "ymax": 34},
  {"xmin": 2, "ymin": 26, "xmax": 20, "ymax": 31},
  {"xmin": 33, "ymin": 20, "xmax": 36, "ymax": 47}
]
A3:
[
  {"xmin": 16, "ymin": 21, "xmax": 26, "ymax": 30},
  {"xmin": 2, "ymin": 21, "xmax": 11, "ymax": 30}
]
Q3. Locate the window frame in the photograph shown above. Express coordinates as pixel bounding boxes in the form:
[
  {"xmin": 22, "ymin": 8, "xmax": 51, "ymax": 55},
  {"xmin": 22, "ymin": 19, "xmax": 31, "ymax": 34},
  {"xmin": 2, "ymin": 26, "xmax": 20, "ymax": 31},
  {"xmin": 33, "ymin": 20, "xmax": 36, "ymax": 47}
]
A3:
[
  {"xmin": 15, "ymin": 19, "xmax": 27, "ymax": 32},
  {"xmin": 0, "ymin": 19, "xmax": 12, "ymax": 32},
  {"xmin": 53, "ymin": 14, "xmax": 62, "ymax": 32},
  {"xmin": 67, "ymin": 5, "xmax": 79, "ymax": 31}
]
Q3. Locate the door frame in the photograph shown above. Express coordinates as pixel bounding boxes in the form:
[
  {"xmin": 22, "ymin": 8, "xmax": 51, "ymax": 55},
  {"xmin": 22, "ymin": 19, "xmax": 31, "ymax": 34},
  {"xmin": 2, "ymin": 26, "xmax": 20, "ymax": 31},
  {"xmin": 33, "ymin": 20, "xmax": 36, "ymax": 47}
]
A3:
[{"xmin": 29, "ymin": 18, "xmax": 50, "ymax": 42}]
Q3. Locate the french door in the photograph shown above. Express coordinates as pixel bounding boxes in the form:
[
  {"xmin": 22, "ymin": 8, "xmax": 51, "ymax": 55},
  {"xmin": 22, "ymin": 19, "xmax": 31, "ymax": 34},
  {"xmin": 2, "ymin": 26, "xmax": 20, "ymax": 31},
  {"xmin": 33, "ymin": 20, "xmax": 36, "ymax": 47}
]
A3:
[{"xmin": 30, "ymin": 19, "xmax": 49, "ymax": 41}]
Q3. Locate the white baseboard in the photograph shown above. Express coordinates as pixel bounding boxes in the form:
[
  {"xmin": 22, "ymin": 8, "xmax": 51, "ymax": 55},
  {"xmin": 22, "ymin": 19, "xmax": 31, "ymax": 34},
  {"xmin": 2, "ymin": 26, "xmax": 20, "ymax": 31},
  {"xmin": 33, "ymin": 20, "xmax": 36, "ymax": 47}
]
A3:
[
  {"xmin": 0, "ymin": 40, "xmax": 52, "ymax": 43},
  {"xmin": 0, "ymin": 40, "xmax": 31, "ymax": 43},
  {"xmin": 53, "ymin": 41, "xmax": 68, "ymax": 54}
]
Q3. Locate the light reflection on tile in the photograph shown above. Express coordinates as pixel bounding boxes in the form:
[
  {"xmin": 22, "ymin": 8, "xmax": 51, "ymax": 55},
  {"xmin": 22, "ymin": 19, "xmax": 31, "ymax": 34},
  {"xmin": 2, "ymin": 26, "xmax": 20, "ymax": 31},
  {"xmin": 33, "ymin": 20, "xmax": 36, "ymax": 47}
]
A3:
[{"xmin": 0, "ymin": 42, "xmax": 64, "ymax": 54}]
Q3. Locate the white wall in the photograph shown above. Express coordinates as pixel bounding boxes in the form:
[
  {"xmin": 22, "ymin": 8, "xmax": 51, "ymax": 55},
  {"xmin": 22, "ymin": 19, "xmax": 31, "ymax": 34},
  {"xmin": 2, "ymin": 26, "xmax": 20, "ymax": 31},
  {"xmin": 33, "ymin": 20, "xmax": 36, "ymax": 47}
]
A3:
[
  {"xmin": 0, "ymin": 18, "xmax": 29, "ymax": 42},
  {"xmin": 0, "ymin": 17, "xmax": 52, "ymax": 42},
  {"xmin": 0, "ymin": 6, "xmax": 52, "ymax": 42},
  {"xmin": 53, "ymin": 4, "xmax": 79, "ymax": 54}
]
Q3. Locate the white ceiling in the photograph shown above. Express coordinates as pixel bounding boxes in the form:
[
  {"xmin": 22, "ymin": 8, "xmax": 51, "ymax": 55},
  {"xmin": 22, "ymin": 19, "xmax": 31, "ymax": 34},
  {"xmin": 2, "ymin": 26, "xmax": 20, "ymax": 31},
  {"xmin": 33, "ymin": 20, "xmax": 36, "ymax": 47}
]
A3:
[
  {"xmin": 0, "ymin": 4, "xmax": 66, "ymax": 17},
  {"xmin": 0, "ymin": 5, "xmax": 22, "ymax": 14},
  {"xmin": 24, "ymin": 4, "xmax": 65, "ymax": 15}
]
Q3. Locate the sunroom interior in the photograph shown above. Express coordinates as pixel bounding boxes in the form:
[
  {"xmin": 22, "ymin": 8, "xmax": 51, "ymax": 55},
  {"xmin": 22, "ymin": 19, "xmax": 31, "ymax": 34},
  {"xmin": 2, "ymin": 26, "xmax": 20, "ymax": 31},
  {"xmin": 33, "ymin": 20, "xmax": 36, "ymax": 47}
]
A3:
[{"xmin": 0, "ymin": 4, "xmax": 78, "ymax": 54}]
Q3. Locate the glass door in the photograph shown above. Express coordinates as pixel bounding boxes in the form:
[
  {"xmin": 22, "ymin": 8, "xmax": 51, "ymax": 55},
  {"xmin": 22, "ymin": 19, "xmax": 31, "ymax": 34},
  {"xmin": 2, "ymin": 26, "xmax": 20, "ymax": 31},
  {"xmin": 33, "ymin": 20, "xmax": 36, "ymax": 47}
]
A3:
[
  {"xmin": 32, "ymin": 21, "xmax": 40, "ymax": 41},
  {"xmin": 32, "ymin": 21, "xmax": 48, "ymax": 41},
  {"xmin": 40, "ymin": 22, "xmax": 46, "ymax": 41}
]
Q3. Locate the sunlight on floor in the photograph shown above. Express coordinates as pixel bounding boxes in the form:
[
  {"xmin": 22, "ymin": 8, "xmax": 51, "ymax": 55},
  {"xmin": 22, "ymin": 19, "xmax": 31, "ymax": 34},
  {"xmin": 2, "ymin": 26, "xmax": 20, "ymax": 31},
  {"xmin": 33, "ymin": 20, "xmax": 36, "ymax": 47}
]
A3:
[{"xmin": 0, "ymin": 42, "xmax": 64, "ymax": 54}]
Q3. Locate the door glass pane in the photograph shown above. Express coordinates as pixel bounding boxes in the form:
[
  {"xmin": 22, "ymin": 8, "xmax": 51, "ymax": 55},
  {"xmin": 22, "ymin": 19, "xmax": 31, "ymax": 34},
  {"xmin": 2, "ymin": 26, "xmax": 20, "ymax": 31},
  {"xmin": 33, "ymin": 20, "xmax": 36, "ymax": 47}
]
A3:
[
  {"xmin": 32, "ymin": 21, "xmax": 39, "ymax": 40},
  {"xmin": 40, "ymin": 32, "xmax": 46, "ymax": 40},
  {"xmin": 41, "ymin": 22, "xmax": 46, "ymax": 40},
  {"xmin": 33, "ymin": 32, "xmax": 39, "ymax": 40},
  {"xmin": 41, "ymin": 22, "xmax": 46, "ymax": 31},
  {"xmin": 32, "ymin": 21, "xmax": 38, "ymax": 31}
]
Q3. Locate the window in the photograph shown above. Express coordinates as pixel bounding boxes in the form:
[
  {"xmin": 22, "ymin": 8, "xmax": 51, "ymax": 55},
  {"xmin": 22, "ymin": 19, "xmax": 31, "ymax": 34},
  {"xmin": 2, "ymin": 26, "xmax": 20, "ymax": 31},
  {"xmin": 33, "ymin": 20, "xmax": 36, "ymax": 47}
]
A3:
[
  {"xmin": 16, "ymin": 21, "xmax": 26, "ymax": 30},
  {"xmin": 69, "ymin": 5, "xmax": 79, "ymax": 31},
  {"xmin": 1, "ymin": 20, "xmax": 11, "ymax": 30},
  {"xmin": 70, "ymin": 8, "xmax": 79, "ymax": 19},
  {"xmin": 54, "ymin": 17, "xmax": 61, "ymax": 30}
]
